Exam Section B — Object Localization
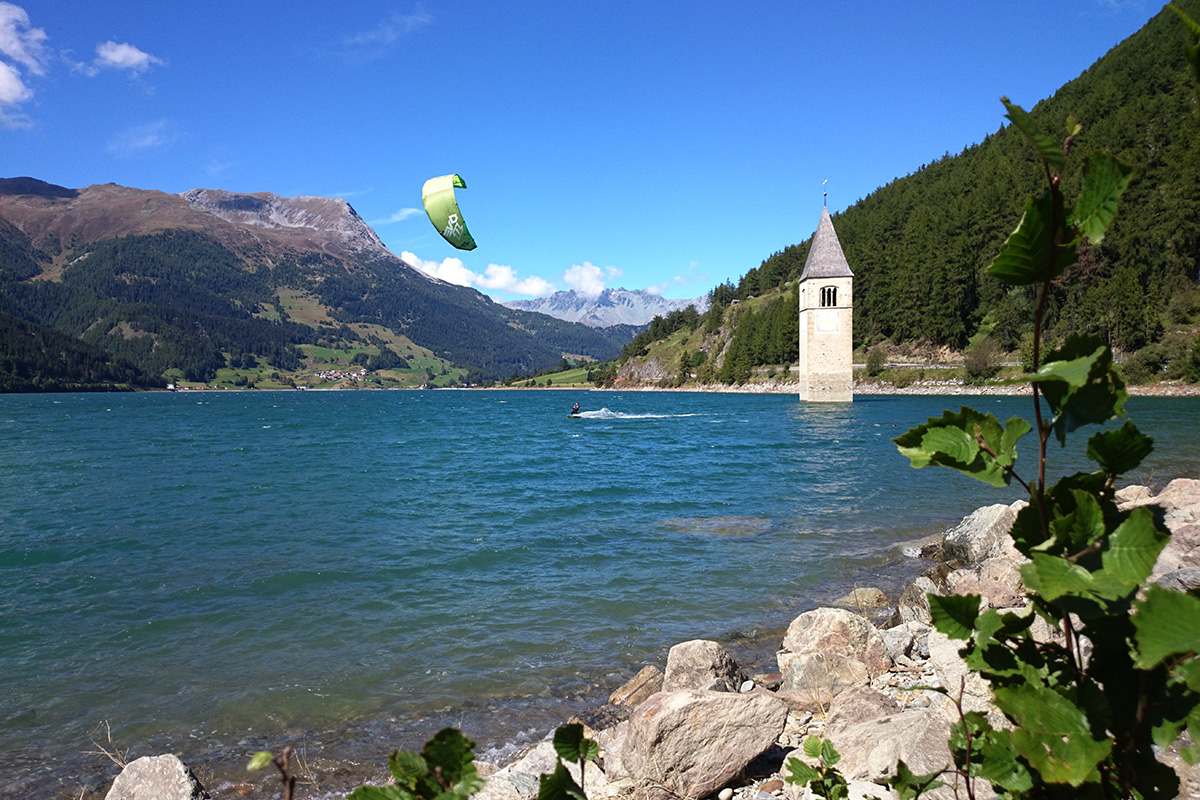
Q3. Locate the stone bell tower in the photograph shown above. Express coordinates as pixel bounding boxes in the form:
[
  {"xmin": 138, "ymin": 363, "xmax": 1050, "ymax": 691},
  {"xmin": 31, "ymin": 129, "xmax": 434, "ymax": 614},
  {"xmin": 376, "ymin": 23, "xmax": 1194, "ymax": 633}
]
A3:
[{"xmin": 798, "ymin": 205, "xmax": 854, "ymax": 402}]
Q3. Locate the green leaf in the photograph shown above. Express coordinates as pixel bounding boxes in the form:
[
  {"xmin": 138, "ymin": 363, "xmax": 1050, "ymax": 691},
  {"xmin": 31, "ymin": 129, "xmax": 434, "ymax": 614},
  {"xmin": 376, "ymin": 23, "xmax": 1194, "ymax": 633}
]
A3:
[
  {"xmin": 1086, "ymin": 420, "xmax": 1153, "ymax": 475},
  {"xmin": 993, "ymin": 685, "xmax": 1112, "ymax": 785},
  {"xmin": 1133, "ymin": 585, "xmax": 1200, "ymax": 669},
  {"xmin": 246, "ymin": 751, "xmax": 274, "ymax": 772},
  {"xmin": 1175, "ymin": 656, "xmax": 1200, "ymax": 693},
  {"xmin": 1059, "ymin": 489, "xmax": 1107, "ymax": 551},
  {"xmin": 929, "ymin": 593, "xmax": 980, "ymax": 640},
  {"xmin": 820, "ymin": 737, "xmax": 841, "ymax": 768},
  {"xmin": 977, "ymin": 730, "xmax": 1034, "ymax": 792},
  {"xmin": 348, "ymin": 787, "xmax": 408, "ymax": 800},
  {"xmin": 552, "ymin": 724, "xmax": 597, "ymax": 764},
  {"xmin": 1073, "ymin": 152, "xmax": 1133, "ymax": 245},
  {"xmin": 388, "ymin": 749, "xmax": 427, "ymax": 788},
  {"xmin": 537, "ymin": 762, "xmax": 586, "ymax": 800},
  {"xmin": 1002, "ymin": 98, "xmax": 1066, "ymax": 176},
  {"xmin": 1036, "ymin": 336, "xmax": 1127, "ymax": 444},
  {"xmin": 803, "ymin": 736, "xmax": 823, "ymax": 759},
  {"xmin": 1020, "ymin": 553, "xmax": 1095, "ymax": 602},
  {"xmin": 421, "ymin": 728, "xmax": 479, "ymax": 789},
  {"xmin": 894, "ymin": 407, "xmax": 1028, "ymax": 487},
  {"xmin": 1028, "ymin": 344, "xmax": 1105, "ymax": 389},
  {"xmin": 785, "ymin": 756, "xmax": 822, "ymax": 785},
  {"xmin": 987, "ymin": 191, "xmax": 1070, "ymax": 287},
  {"xmin": 1101, "ymin": 507, "xmax": 1168, "ymax": 591},
  {"xmin": 887, "ymin": 760, "xmax": 944, "ymax": 800}
]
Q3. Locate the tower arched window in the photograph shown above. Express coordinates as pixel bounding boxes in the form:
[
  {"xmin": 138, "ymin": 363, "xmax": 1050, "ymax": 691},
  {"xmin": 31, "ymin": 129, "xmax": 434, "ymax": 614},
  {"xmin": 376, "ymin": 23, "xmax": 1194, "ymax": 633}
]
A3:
[{"xmin": 819, "ymin": 286, "xmax": 837, "ymax": 307}]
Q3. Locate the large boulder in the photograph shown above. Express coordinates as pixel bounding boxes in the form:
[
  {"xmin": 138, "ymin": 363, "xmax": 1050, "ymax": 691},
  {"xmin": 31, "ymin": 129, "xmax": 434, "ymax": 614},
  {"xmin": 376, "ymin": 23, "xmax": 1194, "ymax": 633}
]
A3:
[
  {"xmin": 105, "ymin": 755, "xmax": 210, "ymax": 800},
  {"xmin": 941, "ymin": 503, "xmax": 1020, "ymax": 565},
  {"xmin": 663, "ymin": 639, "xmax": 746, "ymax": 692},
  {"xmin": 614, "ymin": 689, "xmax": 788, "ymax": 800},
  {"xmin": 777, "ymin": 608, "xmax": 890, "ymax": 696},
  {"xmin": 811, "ymin": 702, "xmax": 955, "ymax": 784},
  {"xmin": 926, "ymin": 630, "xmax": 1004, "ymax": 729},
  {"xmin": 895, "ymin": 577, "xmax": 939, "ymax": 626}
]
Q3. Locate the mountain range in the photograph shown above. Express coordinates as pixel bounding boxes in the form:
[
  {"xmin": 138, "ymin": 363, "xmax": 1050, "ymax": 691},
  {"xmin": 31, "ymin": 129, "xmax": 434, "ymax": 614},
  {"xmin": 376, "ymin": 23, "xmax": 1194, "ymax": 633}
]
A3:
[
  {"xmin": 503, "ymin": 288, "xmax": 709, "ymax": 328},
  {"xmin": 0, "ymin": 178, "xmax": 638, "ymax": 389}
]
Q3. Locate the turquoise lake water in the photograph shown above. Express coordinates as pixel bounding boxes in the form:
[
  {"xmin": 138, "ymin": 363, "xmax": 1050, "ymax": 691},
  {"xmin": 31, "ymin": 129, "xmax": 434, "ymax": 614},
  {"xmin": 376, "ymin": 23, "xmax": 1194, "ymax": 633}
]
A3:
[{"xmin": 2, "ymin": 389, "xmax": 1199, "ymax": 797}]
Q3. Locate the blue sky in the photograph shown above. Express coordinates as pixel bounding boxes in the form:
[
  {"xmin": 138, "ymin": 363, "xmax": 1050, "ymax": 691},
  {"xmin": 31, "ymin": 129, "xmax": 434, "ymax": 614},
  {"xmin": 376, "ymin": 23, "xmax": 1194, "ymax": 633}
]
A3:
[{"xmin": 0, "ymin": 1, "xmax": 1158, "ymax": 303}]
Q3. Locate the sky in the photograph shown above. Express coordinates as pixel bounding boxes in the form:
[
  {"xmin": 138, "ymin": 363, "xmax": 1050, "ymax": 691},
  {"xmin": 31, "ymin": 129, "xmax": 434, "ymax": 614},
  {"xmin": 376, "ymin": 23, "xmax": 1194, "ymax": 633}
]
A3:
[{"xmin": 0, "ymin": 1, "xmax": 1162, "ymax": 304}]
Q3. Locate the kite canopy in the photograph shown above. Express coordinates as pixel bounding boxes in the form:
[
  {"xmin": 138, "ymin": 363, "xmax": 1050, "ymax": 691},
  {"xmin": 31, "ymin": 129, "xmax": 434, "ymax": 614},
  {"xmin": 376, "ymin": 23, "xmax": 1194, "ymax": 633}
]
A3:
[{"xmin": 421, "ymin": 174, "xmax": 477, "ymax": 251}]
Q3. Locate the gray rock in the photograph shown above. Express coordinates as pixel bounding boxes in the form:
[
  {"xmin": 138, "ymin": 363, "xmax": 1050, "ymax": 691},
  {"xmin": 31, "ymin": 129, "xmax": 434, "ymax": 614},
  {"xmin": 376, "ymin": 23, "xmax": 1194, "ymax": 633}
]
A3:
[
  {"xmin": 896, "ymin": 577, "xmax": 938, "ymax": 625},
  {"xmin": 823, "ymin": 685, "xmax": 900, "ymax": 738},
  {"xmin": 815, "ymin": 702, "xmax": 955, "ymax": 784},
  {"xmin": 105, "ymin": 755, "xmax": 210, "ymax": 800},
  {"xmin": 778, "ymin": 608, "xmax": 890, "ymax": 696},
  {"xmin": 506, "ymin": 740, "xmax": 610, "ymax": 798},
  {"xmin": 941, "ymin": 504, "xmax": 1018, "ymax": 565},
  {"xmin": 1157, "ymin": 567, "xmax": 1200, "ymax": 593},
  {"xmin": 1115, "ymin": 483, "xmax": 1152, "ymax": 506},
  {"xmin": 475, "ymin": 773, "xmax": 528, "ymax": 800},
  {"xmin": 615, "ymin": 689, "xmax": 788, "ymax": 800},
  {"xmin": 609, "ymin": 664, "xmax": 664, "ymax": 707},
  {"xmin": 664, "ymin": 639, "xmax": 747, "ymax": 693},
  {"xmin": 834, "ymin": 587, "xmax": 889, "ymax": 609},
  {"xmin": 945, "ymin": 571, "xmax": 1023, "ymax": 610},
  {"xmin": 774, "ymin": 687, "xmax": 835, "ymax": 715},
  {"xmin": 926, "ymin": 630, "xmax": 1004, "ymax": 729}
]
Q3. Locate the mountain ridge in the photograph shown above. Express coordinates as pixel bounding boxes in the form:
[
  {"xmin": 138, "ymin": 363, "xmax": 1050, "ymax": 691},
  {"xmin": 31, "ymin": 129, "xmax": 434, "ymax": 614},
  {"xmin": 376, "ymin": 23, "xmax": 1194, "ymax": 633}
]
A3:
[
  {"xmin": 0, "ymin": 178, "xmax": 635, "ymax": 387},
  {"xmin": 503, "ymin": 288, "xmax": 709, "ymax": 328}
]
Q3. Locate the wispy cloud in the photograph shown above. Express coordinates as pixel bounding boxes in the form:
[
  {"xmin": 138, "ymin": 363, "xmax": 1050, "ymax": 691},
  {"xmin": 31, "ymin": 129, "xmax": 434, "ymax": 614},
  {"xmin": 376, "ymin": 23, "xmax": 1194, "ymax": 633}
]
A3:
[
  {"xmin": 107, "ymin": 119, "xmax": 179, "ymax": 158},
  {"xmin": 0, "ymin": 2, "xmax": 47, "ymax": 126},
  {"xmin": 73, "ymin": 40, "xmax": 165, "ymax": 77},
  {"xmin": 401, "ymin": 251, "xmax": 556, "ymax": 298},
  {"xmin": 341, "ymin": 7, "xmax": 433, "ymax": 62},
  {"xmin": 647, "ymin": 261, "xmax": 707, "ymax": 296},
  {"xmin": 0, "ymin": 2, "xmax": 46, "ymax": 73},
  {"xmin": 96, "ymin": 40, "xmax": 164, "ymax": 73},
  {"xmin": 371, "ymin": 207, "xmax": 422, "ymax": 225}
]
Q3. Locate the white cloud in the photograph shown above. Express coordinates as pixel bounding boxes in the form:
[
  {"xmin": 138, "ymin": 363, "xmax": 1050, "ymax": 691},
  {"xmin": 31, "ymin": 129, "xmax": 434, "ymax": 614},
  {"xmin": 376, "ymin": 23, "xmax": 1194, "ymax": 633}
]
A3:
[
  {"xmin": 107, "ymin": 119, "xmax": 178, "ymax": 157},
  {"xmin": 563, "ymin": 262, "xmax": 621, "ymax": 297},
  {"xmin": 0, "ymin": 3, "xmax": 47, "ymax": 75},
  {"xmin": 477, "ymin": 264, "xmax": 555, "ymax": 296},
  {"xmin": 0, "ymin": 56, "xmax": 28, "ymax": 103},
  {"xmin": 402, "ymin": 251, "xmax": 476, "ymax": 287},
  {"xmin": 371, "ymin": 207, "xmax": 422, "ymax": 225},
  {"xmin": 0, "ymin": 2, "xmax": 45, "ymax": 124},
  {"xmin": 402, "ymin": 251, "xmax": 556, "ymax": 297},
  {"xmin": 93, "ymin": 40, "xmax": 164, "ymax": 73}
]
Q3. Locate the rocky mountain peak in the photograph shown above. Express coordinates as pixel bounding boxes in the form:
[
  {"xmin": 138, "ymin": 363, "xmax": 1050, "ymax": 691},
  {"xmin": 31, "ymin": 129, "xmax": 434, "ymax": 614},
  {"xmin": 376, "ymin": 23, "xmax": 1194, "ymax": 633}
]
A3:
[{"xmin": 180, "ymin": 188, "xmax": 391, "ymax": 260}]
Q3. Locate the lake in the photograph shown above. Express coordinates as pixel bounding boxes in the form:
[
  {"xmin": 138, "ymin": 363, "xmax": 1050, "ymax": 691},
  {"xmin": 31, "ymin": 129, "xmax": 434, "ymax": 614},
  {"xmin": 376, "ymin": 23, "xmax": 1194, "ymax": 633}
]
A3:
[{"xmin": 2, "ymin": 389, "xmax": 1198, "ymax": 798}]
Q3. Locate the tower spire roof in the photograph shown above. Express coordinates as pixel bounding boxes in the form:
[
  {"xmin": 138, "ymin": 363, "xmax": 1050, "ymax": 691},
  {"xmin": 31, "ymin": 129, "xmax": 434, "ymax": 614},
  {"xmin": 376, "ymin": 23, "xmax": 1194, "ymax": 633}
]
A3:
[{"xmin": 799, "ymin": 206, "xmax": 853, "ymax": 280}]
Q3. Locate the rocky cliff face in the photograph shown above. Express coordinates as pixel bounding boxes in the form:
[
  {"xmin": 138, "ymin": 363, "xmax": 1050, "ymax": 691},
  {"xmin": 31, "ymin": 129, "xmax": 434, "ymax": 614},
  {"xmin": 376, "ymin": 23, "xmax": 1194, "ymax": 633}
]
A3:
[{"xmin": 179, "ymin": 188, "xmax": 392, "ymax": 261}]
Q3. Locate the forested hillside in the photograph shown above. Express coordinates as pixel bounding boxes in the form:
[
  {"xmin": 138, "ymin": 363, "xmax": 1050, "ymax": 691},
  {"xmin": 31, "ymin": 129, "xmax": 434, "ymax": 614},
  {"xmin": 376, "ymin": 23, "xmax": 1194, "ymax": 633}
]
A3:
[{"xmin": 649, "ymin": 1, "xmax": 1200, "ymax": 386}]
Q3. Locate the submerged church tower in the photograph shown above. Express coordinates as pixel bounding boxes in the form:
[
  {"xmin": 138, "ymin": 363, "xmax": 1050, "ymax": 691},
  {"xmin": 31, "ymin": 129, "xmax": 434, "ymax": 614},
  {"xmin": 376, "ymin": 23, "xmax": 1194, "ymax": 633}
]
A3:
[{"xmin": 798, "ymin": 206, "xmax": 854, "ymax": 402}]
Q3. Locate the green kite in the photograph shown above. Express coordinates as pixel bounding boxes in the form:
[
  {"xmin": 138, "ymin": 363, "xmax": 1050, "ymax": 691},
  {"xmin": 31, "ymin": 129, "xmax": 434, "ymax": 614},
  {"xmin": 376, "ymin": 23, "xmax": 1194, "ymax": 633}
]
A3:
[{"xmin": 421, "ymin": 174, "xmax": 477, "ymax": 251}]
